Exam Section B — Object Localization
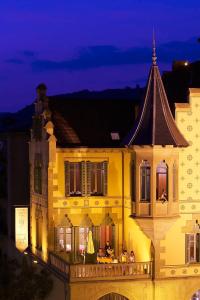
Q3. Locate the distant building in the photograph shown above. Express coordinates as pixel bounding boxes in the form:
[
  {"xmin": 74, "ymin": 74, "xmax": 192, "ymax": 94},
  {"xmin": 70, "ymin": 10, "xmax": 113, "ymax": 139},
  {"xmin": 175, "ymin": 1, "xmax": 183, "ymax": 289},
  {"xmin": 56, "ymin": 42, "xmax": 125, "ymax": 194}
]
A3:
[
  {"xmin": 163, "ymin": 59, "xmax": 200, "ymax": 110},
  {"xmin": 27, "ymin": 48, "xmax": 200, "ymax": 300}
]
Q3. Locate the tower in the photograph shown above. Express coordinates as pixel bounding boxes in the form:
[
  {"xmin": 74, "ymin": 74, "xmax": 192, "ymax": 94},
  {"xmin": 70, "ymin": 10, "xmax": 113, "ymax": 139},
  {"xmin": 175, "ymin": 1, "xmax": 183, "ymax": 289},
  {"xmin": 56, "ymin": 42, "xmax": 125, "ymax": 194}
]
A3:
[{"xmin": 124, "ymin": 37, "xmax": 189, "ymax": 278}]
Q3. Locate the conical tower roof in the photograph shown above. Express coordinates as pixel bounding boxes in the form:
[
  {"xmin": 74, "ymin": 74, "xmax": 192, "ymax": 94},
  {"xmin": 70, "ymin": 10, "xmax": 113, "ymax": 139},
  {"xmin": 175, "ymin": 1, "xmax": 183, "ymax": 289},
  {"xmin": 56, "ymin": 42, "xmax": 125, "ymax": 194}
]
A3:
[{"xmin": 124, "ymin": 38, "xmax": 188, "ymax": 147}]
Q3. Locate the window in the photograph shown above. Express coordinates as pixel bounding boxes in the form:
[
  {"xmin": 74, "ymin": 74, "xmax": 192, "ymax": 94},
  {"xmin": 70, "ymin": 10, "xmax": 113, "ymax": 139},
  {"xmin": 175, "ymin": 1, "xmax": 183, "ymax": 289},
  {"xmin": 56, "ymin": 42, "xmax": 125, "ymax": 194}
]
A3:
[
  {"xmin": 173, "ymin": 163, "xmax": 176, "ymax": 201},
  {"xmin": 156, "ymin": 161, "xmax": 168, "ymax": 201},
  {"xmin": 56, "ymin": 227, "xmax": 72, "ymax": 252},
  {"xmin": 140, "ymin": 160, "xmax": 150, "ymax": 202},
  {"xmin": 99, "ymin": 225, "xmax": 114, "ymax": 249},
  {"xmin": 79, "ymin": 227, "xmax": 89, "ymax": 251},
  {"xmin": 186, "ymin": 233, "xmax": 200, "ymax": 263},
  {"xmin": 65, "ymin": 161, "xmax": 108, "ymax": 197},
  {"xmin": 34, "ymin": 165, "xmax": 42, "ymax": 194},
  {"xmin": 65, "ymin": 162, "xmax": 85, "ymax": 196},
  {"xmin": 87, "ymin": 161, "xmax": 108, "ymax": 196},
  {"xmin": 36, "ymin": 217, "xmax": 42, "ymax": 250}
]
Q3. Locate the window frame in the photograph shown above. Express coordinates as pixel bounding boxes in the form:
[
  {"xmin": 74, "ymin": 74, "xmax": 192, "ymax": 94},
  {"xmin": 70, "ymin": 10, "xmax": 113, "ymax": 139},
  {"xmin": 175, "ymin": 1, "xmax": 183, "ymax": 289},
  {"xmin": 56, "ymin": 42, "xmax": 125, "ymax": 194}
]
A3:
[
  {"xmin": 185, "ymin": 233, "xmax": 200, "ymax": 264},
  {"xmin": 56, "ymin": 226, "xmax": 72, "ymax": 252},
  {"xmin": 140, "ymin": 160, "xmax": 151, "ymax": 202},
  {"xmin": 156, "ymin": 160, "xmax": 168, "ymax": 201}
]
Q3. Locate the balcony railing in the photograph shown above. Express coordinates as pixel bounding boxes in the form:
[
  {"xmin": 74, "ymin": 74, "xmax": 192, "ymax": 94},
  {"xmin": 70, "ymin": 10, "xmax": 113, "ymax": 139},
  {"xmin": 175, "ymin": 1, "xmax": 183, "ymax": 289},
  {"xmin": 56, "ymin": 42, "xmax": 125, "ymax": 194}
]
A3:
[
  {"xmin": 49, "ymin": 252, "xmax": 70, "ymax": 277},
  {"xmin": 49, "ymin": 252, "xmax": 152, "ymax": 282}
]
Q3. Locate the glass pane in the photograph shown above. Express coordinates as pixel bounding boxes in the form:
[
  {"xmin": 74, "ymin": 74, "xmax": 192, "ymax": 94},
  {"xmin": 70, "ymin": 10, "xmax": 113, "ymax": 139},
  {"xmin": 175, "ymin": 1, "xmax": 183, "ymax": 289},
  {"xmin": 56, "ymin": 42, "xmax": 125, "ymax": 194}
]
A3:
[
  {"xmin": 65, "ymin": 228, "xmax": 72, "ymax": 251},
  {"xmin": 91, "ymin": 164, "xmax": 96, "ymax": 194},
  {"xmin": 79, "ymin": 227, "xmax": 89, "ymax": 251},
  {"xmin": 156, "ymin": 161, "xmax": 168, "ymax": 200},
  {"xmin": 70, "ymin": 163, "xmax": 75, "ymax": 194},
  {"xmin": 146, "ymin": 172, "xmax": 150, "ymax": 200},
  {"xmin": 97, "ymin": 163, "xmax": 103, "ymax": 195}
]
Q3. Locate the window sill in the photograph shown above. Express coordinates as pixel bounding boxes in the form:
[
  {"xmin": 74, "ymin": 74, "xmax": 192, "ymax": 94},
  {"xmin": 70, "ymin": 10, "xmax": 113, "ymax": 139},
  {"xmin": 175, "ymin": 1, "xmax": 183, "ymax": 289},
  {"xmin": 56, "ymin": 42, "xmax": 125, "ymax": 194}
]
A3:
[{"xmin": 140, "ymin": 200, "xmax": 150, "ymax": 203}]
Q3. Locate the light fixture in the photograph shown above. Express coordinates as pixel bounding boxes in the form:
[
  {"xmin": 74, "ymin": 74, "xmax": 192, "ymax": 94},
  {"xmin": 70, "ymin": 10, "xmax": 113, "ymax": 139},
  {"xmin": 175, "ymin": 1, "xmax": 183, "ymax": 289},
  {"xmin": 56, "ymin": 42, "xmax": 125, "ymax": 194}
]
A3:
[{"xmin": 33, "ymin": 260, "xmax": 38, "ymax": 264}]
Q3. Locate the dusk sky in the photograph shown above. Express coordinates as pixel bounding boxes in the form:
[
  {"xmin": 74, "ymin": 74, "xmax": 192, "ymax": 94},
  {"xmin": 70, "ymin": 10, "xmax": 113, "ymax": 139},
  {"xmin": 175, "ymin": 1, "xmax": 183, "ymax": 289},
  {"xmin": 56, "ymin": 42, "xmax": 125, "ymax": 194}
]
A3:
[{"xmin": 1, "ymin": 0, "xmax": 200, "ymax": 112}]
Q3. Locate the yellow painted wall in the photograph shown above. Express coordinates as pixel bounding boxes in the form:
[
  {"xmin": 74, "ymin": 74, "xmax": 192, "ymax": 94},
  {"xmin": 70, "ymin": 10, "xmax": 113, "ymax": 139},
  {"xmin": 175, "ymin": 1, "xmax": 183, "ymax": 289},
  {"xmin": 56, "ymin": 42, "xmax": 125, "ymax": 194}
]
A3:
[{"xmin": 161, "ymin": 89, "xmax": 200, "ymax": 267}]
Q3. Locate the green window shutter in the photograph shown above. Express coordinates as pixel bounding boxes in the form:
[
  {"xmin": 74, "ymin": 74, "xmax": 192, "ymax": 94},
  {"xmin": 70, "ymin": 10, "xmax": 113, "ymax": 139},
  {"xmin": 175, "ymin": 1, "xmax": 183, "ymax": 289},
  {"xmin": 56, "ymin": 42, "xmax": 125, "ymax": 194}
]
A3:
[
  {"xmin": 103, "ymin": 161, "xmax": 108, "ymax": 196},
  {"xmin": 86, "ymin": 161, "xmax": 92, "ymax": 196},
  {"xmin": 65, "ymin": 161, "xmax": 70, "ymax": 196},
  {"xmin": 81, "ymin": 161, "xmax": 86, "ymax": 196}
]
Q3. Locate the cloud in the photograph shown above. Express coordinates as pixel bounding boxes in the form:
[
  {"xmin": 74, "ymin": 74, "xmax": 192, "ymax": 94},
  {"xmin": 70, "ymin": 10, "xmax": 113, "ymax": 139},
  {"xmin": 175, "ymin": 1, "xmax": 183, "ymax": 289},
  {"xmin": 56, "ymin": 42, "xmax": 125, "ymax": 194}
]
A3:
[
  {"xmin": 7, "ymin": 37, "xmax": 200, "ymax": 71},
  {"xmin": 31, "ymin": 38, "xmax": 200, "ymax": 72},
  {"xmin": 5, "ymin": 58, "xmax": 24, "ymax": 65}
]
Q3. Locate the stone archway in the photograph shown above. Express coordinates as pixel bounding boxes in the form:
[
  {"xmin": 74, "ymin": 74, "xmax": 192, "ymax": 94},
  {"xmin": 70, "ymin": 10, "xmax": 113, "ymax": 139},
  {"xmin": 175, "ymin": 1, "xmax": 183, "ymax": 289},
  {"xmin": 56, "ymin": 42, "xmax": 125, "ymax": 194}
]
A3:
[{"xmin": 98, "ymin": 293, "xmax": 129, "ymax": 300}]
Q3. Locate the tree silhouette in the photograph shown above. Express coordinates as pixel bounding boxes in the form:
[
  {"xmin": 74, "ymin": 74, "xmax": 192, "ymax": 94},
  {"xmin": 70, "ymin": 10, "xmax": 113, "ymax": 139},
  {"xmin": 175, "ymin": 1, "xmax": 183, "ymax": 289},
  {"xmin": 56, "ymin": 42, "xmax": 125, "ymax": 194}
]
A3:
[{"xmin": 0, "ymin": 254, "xmax": 53, "ymax": 300}]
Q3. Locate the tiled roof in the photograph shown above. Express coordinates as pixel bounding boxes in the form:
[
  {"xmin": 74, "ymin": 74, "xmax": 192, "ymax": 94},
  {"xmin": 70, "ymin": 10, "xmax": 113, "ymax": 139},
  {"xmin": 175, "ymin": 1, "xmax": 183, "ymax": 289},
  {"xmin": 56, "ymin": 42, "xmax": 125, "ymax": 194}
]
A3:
[
  {"xmin": 124, "ymin": 63, "xmax": 189, "ymax": 147},
  {"xmin": 49, "ymin": 89, "xmax": 142, "ymax": 147}
]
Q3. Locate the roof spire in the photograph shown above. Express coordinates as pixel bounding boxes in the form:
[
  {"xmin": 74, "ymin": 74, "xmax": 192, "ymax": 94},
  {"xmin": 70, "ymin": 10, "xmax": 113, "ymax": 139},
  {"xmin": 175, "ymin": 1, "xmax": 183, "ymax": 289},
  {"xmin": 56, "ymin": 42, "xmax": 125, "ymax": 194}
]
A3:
[{"xmin": 152, "ymin": 29, "xmax": 157, "ymax": 65}]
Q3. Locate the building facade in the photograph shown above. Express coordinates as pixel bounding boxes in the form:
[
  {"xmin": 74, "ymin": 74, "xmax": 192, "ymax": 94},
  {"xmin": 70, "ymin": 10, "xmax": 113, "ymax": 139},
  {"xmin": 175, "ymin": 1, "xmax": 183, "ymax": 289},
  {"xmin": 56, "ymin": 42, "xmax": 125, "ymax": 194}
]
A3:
[{"xmin": 29, "ymin": 54, "xmax": 200, "ymax": 300}]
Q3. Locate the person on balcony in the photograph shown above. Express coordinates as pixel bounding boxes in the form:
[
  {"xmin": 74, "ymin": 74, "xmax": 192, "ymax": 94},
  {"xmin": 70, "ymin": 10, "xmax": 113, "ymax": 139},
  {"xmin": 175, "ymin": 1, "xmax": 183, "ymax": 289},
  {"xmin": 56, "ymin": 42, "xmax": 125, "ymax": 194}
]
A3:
[
  {"xmin": 129, "ymin": 251, "xmax": 135, "ymax": 263},
  {"xmin": 105, "ymin": 241, "xmax": 112, "ymax": 257},
  {"xmin": 120, "ymin": 250, "xmax": 128, "ymax": 263}
]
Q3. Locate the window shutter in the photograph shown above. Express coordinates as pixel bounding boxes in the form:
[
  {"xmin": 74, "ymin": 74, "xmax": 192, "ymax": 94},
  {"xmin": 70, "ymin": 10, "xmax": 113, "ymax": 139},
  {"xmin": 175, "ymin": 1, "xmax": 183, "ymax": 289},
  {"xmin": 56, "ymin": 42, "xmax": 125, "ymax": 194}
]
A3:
[
  {"xmin": 112, "ymin": 225, "xmax": 115, "ymax": 250},
  {"xmin": 81, "ymin": 161, "xmax": 86, "ymax": 196},
  {"xmin": 197, "ymin": 233, "xmax": 200, "ymax": 263},
  {"xmin": 185, "ymin": 234, "xmax": 190, "ymax": 263},
  {"xmin": 103, "ymin": 161, "xmax": 108, "ymax": 196},
  {"xmin": 86, "ymin": 161, "xmax": 92, "ymax": 196},
  {"xmin": 74, "ymin": 226, "xmax": 80, "ymax": 263},
  {"xmin": 92, "ymin": 226, "xmax": 100, "ymax": 252},
  {"xmin": 65, "ymin": 161, "xmax": 70, "ymax": 196}
]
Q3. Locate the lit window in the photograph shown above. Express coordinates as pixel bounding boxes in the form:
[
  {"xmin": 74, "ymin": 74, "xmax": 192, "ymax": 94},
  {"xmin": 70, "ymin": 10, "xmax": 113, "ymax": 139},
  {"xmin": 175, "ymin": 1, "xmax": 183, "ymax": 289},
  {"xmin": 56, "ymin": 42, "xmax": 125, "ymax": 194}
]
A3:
[
  {"xmin": 87, "ymin": 161, "xmax": 108, "ymax": 196},
  {"xmin": 79, "ymin": 227, "xmax": 89, "ymax": 251},
  {"xmin": 99, "ymin": 225, "xmax": 114, "ymax": 249},
  {"xmin": 65, "ymin": 162, "xmax": 85, "ymax": 196},
  {"xmin": 186, "ymin": 233, "xmax": 200, "ymax": 263},
  {"xmin": 156, "ymin": 161, "xmax": 168, "ymax": 201},
  {"xmin": 57, "ymin": 227, "xmax": 72, "ymax": 252},
  {"xmin": 111, "ymin": 132, "xmax": 120, "ymax": 140},
  {"xmin": 140, "ymin": 160, "xmax": 151, "ymax": 202}
]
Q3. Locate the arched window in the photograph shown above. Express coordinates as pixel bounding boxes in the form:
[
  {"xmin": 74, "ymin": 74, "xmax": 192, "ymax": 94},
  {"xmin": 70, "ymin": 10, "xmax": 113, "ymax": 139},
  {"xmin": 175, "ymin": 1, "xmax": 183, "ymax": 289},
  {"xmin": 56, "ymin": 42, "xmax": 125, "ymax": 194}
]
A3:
[
  {"xmin": 156, "ymin": 161, "xmax": 168, "ymax": 201},
  {"xmin": 140, "ymin": 160, "xmax": 151, "ymax": 202},
  {"xmin": 56, "ymin": 215, "xmax": 72, "ymax": 252},
  {"xmin": 79, "ymin": 214, "xmax": 93, "ymax": 251},
  {"xmin": 100, "ymin": 214, "xmax": 115, "ymax": 250}
]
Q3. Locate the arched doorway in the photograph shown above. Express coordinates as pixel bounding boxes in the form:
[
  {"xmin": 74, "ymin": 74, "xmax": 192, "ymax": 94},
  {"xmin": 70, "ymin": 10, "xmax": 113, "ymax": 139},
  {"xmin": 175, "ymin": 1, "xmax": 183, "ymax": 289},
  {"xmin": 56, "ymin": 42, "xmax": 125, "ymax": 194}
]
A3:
[
  {"xmin": 191, "ymin": 290, "xmax": 200, "ymax": 299},
  {"xmin": 98, "ymin": 293, "xmax": 129, "ymax": 300}
]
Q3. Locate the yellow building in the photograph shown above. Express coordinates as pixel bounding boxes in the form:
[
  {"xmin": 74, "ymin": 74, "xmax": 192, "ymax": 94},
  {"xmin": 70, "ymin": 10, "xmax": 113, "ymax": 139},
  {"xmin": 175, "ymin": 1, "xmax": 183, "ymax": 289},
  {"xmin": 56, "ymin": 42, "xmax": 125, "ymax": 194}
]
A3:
[{"xmin": 30, "ymin": 48, "xmax": 200, "ymax": 300}]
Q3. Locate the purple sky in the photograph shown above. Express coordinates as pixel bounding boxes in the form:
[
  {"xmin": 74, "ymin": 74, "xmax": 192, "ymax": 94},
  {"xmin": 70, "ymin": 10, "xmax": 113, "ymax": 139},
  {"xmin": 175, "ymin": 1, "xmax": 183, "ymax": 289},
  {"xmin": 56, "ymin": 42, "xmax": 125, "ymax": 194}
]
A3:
[{"xmin": 1, "ymin": 0, "xmax": 200, "ymax": 112}]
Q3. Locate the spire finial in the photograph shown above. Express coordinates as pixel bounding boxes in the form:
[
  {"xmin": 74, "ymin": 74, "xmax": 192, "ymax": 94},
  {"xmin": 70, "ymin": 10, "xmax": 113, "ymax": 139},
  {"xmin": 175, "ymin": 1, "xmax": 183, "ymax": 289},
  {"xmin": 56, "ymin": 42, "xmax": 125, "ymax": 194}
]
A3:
[{"xmin": 152, "ymin": 29, "xmax": 157, "ymax": 65}]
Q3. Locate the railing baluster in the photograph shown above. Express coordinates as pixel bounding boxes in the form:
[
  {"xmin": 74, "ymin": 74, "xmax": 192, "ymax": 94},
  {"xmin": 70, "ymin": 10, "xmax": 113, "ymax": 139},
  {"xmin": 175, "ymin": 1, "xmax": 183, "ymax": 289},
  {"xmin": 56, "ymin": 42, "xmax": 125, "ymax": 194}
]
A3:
[{"xmin": 49, "ymin": 252, "xmax": 151, "ymax": 281}]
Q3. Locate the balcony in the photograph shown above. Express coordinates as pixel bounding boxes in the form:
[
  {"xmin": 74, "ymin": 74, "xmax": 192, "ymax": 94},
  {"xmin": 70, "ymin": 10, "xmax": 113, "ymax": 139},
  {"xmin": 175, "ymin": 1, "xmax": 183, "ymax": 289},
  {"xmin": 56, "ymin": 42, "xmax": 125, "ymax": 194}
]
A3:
[{"xmin": 49, "ymin": 252, "xmax": 152, "ymax": 282}]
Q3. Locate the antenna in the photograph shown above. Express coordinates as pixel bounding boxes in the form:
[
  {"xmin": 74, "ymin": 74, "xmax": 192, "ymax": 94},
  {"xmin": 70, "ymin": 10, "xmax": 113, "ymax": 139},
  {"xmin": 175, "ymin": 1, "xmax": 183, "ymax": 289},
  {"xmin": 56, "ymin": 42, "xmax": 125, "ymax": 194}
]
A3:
[{"xmin": 152, "ymin": 28, "xmax": 157, "ymax": 65}]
